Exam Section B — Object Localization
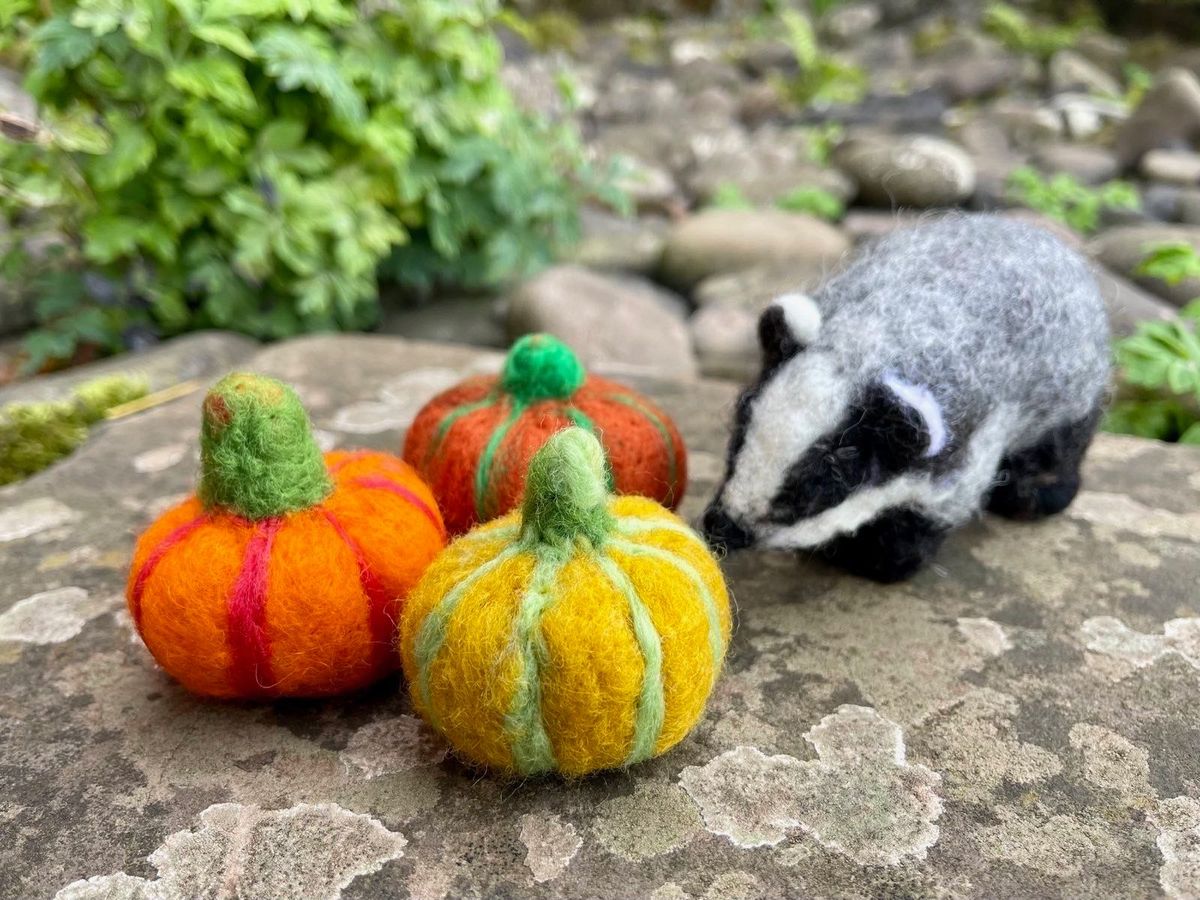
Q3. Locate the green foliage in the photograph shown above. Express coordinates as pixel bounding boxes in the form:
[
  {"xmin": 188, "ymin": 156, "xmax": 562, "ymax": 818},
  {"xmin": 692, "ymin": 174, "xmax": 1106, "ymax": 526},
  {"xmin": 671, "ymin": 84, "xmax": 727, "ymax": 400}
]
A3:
[
  {"xmin": 1, "ymin": 0, "xmax": 601, "ymax": 371},
  {"xmin": 801, "ymin": 123, "xmax": 844, "ymax": 166},
  {"xmin": 706, "ymin": 183, "xmax": 755, "ymax": 211},
  {"xmin": 776, "ymin": 186, "xmax": 844, "ymax": 221},
  {"xmin": 704, "ymin": 182, "xmax": 844, "ymax": 221},
  {"xmin": 984, "ymin": 3, "xmax": 1081, "ymax": 60},
  {"xmin": 1105, "ymin": 244, "xmax": 1200, "ymax": 444},
  {"xmin": 1135, "ymin": 241, "xmax": 1200, "ymax": 286},
  {"xmin": 0, "ymin": 373, "xmax": 147, "ymax": 485},
  {"xmin": 778, "ymin": 9, "xmax": 867, "ymax": 107},
  {"xmin": 1005, "ymin": 167, "xmax": 1140, "ymax": 235},
  {"xmin": 495, "ymin": 9, "xmax": 583, "ymax": 54}
]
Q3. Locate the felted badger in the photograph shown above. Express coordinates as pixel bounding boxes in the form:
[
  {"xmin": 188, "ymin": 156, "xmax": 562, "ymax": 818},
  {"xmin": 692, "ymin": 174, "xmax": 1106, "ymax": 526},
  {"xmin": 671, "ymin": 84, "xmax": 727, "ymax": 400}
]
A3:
[{"xmin": 702, "ymin": 213, "xmax": 1111, "ymax": 582}]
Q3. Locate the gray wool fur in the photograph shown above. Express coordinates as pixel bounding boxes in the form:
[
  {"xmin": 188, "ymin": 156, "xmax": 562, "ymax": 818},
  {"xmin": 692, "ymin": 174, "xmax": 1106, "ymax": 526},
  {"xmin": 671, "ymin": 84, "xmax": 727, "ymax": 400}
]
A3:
[{"xmin": 710, "ymin": 212, "xmax": 1112, "ymax": 552}]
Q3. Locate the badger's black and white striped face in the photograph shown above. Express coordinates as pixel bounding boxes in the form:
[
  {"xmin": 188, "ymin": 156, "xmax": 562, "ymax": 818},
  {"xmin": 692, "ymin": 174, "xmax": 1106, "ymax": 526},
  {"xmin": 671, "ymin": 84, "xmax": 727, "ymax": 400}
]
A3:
[{"xmin": 703, "ymin": 295, "xmax": 950, "ymax": 553}]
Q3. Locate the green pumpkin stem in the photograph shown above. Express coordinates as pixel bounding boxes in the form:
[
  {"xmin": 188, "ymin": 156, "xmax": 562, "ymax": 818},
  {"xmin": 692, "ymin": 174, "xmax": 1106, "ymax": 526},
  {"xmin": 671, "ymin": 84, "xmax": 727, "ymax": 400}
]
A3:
[
  {"xmin": 500, "ymin": 333, "xmax": 587, "ymax": 405},
  {"xmin": 198, "ymin": 373, "xmax": 331, "ymax": 520},
  {"xmin": 520, "ymin": 427, "xmax": 615, "ymax": 549}
]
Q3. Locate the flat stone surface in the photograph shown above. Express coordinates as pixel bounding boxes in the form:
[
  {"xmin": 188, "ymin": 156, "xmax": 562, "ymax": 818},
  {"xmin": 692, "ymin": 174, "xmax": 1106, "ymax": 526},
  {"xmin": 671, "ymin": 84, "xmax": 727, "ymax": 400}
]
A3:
[{"xmin": 3, "ymin": 334, "xmax": 1200, "ymax": 898}]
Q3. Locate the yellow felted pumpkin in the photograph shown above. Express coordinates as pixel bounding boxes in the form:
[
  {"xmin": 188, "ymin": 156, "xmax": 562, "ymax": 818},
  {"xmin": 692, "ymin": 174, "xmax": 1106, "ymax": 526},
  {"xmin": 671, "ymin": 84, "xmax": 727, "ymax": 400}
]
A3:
[{"xmin": 399, "ymin": 426, "xmax": 732, "ymax": 777}]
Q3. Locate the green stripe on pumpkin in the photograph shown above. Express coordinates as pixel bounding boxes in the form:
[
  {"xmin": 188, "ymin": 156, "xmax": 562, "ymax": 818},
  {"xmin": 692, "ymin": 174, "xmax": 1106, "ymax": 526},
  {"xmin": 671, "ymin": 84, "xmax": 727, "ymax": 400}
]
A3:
[
  {"xmin": 608, "ymin": 537, "xmax": 725, "ymax": 674},
  {"xmin": 604, "ymin": 392, "xmax": 680, "ymax": 503},
  {"xmin": 413, "ymin": 543, "xmax": 524, "ymax": 725},
  {"xmin": 504, "ymin": 549, "xmax": 569, "ymax": 775},
  {"xmin": 595, "ymin": 552, "xmax": 666, "ymax": 766},
  {"xmin": 474, "ymin": 401, "xmax": 525, "ymax": 521},
  {"xmin": 424, "ymin": 394, "xmax": 497, "ymax": 469}
]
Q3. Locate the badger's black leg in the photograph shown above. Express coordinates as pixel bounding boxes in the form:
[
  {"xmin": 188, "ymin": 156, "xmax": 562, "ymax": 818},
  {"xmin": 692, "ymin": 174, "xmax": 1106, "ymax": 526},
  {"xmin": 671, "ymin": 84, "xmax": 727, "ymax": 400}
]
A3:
[
  {"xmin": 986, "ymin": 411, "xmax": 1100, "ymax": 521},
  {"xmin": 815, "ymin": 507, "xmax": 949, "ymax": 583}
]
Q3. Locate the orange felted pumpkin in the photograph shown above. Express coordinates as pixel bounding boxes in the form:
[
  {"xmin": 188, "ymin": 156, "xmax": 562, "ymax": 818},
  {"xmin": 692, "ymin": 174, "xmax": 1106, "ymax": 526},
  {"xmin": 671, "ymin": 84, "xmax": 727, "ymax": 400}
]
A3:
[
  {"xmin": 403, "ymin": 333, "xmax": 687, "ymax": 535},
  {"xmin": 127, "ymin": 373, "xmax": 446, "ymax": 699}
]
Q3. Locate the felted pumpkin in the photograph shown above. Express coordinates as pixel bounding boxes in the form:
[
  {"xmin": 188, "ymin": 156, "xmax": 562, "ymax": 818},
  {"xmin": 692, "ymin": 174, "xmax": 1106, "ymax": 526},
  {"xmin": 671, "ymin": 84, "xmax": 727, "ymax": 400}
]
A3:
[
  {"xmin": 402, "ymin": 333, "xmax": 686, "ymax": 535},
  {"xmin": 399, "ymin": 427, "xmax": 731, "ymax": 777},
  {"xmin": 127, "ymin": 373, "xmax": 446, "ymax": 699}
]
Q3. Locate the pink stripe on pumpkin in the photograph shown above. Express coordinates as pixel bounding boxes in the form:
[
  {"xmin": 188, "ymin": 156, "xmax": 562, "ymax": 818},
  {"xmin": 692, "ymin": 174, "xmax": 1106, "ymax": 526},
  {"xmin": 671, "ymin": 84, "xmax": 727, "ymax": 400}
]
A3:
[
  {"xmin": 327, "ymin": 449, "xmax": 372, "ymax": 475},
  {"xmin": 353, "ymin": 475, "xmax": 445, "ymax": 537},
  {"xmin": 322, "ymin": 509, "xmax": 396, "ymax": 670},
  {"xmin": 130, "ymin": 514, "xmax": 208, "ymax": 631},
  {"xmin": 226, "ymin": 517, "xmax": 281, "ymax": 697}
]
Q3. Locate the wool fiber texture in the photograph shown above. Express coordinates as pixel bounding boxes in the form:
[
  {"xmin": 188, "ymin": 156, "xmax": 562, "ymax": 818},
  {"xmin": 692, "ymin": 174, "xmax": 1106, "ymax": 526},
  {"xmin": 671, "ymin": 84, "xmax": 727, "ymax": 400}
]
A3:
[
  {"xmin": 399, "ymin": 428, "xmax": 731, "ymax": 778},
  {"xmin": 712, "ymin": 213, "xmax": 1111, "ymax": 551},
  {"xmin": 127, "ymin": 374, "xmax": 446, "ymax": 699},
  {"xmin": 403, "ymin": 333, "xmax": 686, "ymax": 535}
]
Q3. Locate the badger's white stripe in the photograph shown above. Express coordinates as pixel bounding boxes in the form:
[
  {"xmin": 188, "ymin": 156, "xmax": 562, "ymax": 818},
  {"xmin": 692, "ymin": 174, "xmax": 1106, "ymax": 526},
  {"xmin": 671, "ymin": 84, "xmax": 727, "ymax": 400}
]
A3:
[
  {"xmin": 760, "ymin": 474, "xmax": 935, "ymax": 549},
  {"xmin": 759, "ymin": 406, "xmax": 1014, "ymax": 549},
  {"xmin": 773, "ymin": 293, "xmax": 823, "ymax": 346},
  {"xmin": 881, "ymin": 372, "xmax": 949, "ymax": 457},
  {"xmin": 721, "ymin": 352, "xmax": 851, "ymax": 522}
]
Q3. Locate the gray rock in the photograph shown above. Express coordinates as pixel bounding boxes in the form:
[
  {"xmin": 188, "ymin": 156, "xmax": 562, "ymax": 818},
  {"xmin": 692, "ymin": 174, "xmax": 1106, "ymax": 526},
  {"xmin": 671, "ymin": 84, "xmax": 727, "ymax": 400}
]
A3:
[
  {"xmin": 0, "ymin": 331, "xmax": 259, "ymax": 407},
  {"xmin": 591, "ymin": 71, "xmax": 681, "ymax": 123},
  {"xmin": 506, "ymin": 265, "xmax": 696, "ymax": 378},
  {"xmin": 920, "ymin": 34, "xmax": 1022, "ymax": 103},
  {"xmin": 687, "ymin": 155, "xmax": 855, "ymax": 209},
  {"xmin": 377, "ymin": 294, "xmax": 506, "ymax": 350},
  {"xmin": 659, "ymin": 209, "xmax": 851, "ymax": 291},
  {"xmin": 690, "ymin": 304, "xmax": 759, "ymax": 381},
  {"xmin": 1032, "ymin": 143, "xmax": 1120, "ymax": 185},
  {"xmin": 1114, "ymin": 68, "xmax": 1200, "ymax": 168},
  {"xmin": 613, "ymin": 157, "xmax": 683, "ymax": 215},
  {"xmin": 737, "ymin": 80, "xmax": 787, "ymax": 128},
  {"xmin": 693, "ymin": 260, "xmax": 835, "ymax": 312},
  {"xmin": 1176, "ymin": 189, "xmax": 1200, "ymax": 225},
  {"xmin": 989, "ymin": 97, "xmax": 1065, "ymax": 149},
  {"xmin": 1074, "ymin": 31, "xmax": 1129, "ymax": 78},
  {"xmin": 832, "ymin": 133, "xmax": 977, "ymax": 209},
  {"xmin": 1091, "ymin": 224, "xmax": 1200, "ymax": 307},
  {"xmin": 841, "ymin": 209, "xmax": 922, "ymax": 243},
  {"xmin": 822, "ymin": 2, "xmax": 882, "ymax": 47},
  {"xmin": 1047, "ymin": 50, "xmax": 1122, "ymax": 98},
  {"xmin": 4, "ymin": 330, "xmax": 1200, "ymax": 898},
  {"xmin": 1091, "ymin": 266, "xmax": 1180, "ymax": 337},
  {"xmin": 568, "ymin": 208, "xmax": 667, "ymax": 274},
  {"xmin": 1141, "ymin": 183, "xmax": 1185, "ymax": 222},
  {"xmin": 1140, "ymin": 149, "xmax": 1200, "ymax": 187}
]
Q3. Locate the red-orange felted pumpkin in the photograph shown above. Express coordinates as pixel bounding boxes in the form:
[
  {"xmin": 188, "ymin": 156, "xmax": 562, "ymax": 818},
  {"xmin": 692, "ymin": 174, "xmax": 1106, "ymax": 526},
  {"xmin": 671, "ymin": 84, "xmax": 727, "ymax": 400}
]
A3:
[
  {"xmin": 402, "ymin": 333, "xmax": 687, "ymax": 535},
  {"xmin": 127, "ymin": 373, "xmax": 446, "ymax": 699}
]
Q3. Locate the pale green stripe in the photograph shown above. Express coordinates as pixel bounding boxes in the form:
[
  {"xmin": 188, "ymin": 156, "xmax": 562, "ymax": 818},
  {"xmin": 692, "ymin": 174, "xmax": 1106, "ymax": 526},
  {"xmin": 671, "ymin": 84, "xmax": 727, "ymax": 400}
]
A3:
[
  {"xmin": 605, "ymin": 392, "xmax": 680, "ymax": 501},
  {"xmin": 608, "ymin": 537, "xmax": 725, "ymax": 672},
  {"xmin": 615, "ymin": 516, "xmax": 697, "ymax": 542},
  {"xmin": 414, "ymin": 544, "xmax": 524, "ymax": 725},
  {"xmin": 596, "ymin": 552, "xmax": 665, "ymax": 767},
  {"xmin": 424, "ymin": 394, "xmax": 496, "ymax": 468},
  {"xmin": 474, "ymin": 402, "xmax": 524, "ymax": 521},
  {"xmin": 504, "ymin": 551, "xmax": 568, "ymax": 775}
]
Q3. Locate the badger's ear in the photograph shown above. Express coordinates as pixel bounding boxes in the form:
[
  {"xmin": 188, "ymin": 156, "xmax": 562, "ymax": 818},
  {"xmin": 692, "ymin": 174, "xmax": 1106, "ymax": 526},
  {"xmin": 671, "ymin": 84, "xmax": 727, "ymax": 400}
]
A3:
[
  {"xmin": 758, "ymin": 293, "xmax": 822, "ymax": 373},
  {"xmin": 861, "ymin": 374, "xmax": 950, "ymax": 467}
]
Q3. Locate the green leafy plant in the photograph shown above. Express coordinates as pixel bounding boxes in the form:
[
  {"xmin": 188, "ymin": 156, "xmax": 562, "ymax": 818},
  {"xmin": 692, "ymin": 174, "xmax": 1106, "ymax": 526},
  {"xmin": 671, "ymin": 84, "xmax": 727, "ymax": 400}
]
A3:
[
  {"xmin": 706, "ymin": 183, "xmax": 755, "ymax": 211},
  {"xmin": 777, "ymin": 9, "xmax": 867, "ymax": 107},
  {"xmin": 776, "ymin": 186, "xmax": 844, "ymax": 221},
  {"xmin": 1105, "ymin": 243, "xmax": 1200, "ymax": 444},
  {"xmin": 1005, "ymin": 167, "xmax": 1140, "ymax": 235},
  {"xmin": 0, "ymin": 373, "xmax": 147, "ymax": 485},
  {"xmin": 983, "ymin": 3, "xmax": 1080, "ymax": 60},
  {"xmin": 1, "ymin": 0, "xmax": 605, "ymax": 371}
]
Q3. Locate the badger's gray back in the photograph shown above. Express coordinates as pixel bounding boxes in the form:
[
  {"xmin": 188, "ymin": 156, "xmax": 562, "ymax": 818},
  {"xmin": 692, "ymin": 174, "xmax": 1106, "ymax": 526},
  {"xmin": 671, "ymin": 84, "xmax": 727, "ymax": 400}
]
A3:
[{"xmin": 813, "ymin": 214, "xmax": 1110, "ymax": 449}]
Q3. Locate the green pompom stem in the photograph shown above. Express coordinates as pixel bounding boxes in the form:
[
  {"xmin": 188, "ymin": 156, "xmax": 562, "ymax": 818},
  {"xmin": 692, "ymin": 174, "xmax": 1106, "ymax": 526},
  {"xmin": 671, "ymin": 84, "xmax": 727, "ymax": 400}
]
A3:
[
  {"xmin": 520, "ymin": 427, "xmax": 615, "ymax": 549},
  {"xmin": 500, "ymin": 333, "xmax": 586, "ymax": 404},
  {"xmin": 198, "ymin": 372, "xmax": 332, "ymax": 520}
]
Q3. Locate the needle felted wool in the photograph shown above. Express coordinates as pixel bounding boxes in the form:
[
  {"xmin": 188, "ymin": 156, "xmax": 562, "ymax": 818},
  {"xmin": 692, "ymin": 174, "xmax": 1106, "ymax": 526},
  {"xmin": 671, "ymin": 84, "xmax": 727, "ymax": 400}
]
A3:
[
  {"xmin": 398, "ymin": 427, "xmax": 731, "ymax": 777},
  {"xmin": 127, "ymin": 373, "xmax": 446, "ymax": 699},
  {"xmin": 402, "ymin": 333, "xmax": 686, "ymax": 535}
]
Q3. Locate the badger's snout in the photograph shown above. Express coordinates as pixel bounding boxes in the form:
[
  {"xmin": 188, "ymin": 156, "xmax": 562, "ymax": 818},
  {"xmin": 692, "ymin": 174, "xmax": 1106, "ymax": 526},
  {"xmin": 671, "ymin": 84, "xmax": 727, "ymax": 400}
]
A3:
[{"xmin": 701, "ymin": 505, "xmax": 754, "ymax": 553}]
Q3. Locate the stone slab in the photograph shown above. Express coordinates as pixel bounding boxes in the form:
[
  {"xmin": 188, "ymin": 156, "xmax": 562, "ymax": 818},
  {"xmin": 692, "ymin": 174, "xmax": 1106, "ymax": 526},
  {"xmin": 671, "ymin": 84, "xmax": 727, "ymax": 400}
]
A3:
[{"xmin": 2, "ymin": 334, "xmax": 1199, "ymax": 898}]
